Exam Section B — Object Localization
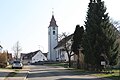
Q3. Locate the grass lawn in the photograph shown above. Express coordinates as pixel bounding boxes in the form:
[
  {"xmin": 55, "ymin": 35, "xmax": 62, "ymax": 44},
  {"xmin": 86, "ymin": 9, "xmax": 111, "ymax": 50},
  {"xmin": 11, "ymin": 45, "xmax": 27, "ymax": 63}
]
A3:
[{"xmin": 92, "ymin": 69, "xmax": 120, "ymax": 80}]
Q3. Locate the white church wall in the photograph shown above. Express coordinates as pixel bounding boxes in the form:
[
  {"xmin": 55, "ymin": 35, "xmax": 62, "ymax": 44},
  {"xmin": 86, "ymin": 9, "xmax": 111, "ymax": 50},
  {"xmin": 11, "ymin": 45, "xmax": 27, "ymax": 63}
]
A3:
[
  {"xmin": 48, "ymin": 26, "xmax": 58, "ymax": 61},
  {"xmin": 55, "ymin": 45, "xmax": 75, "ymax": 62}
]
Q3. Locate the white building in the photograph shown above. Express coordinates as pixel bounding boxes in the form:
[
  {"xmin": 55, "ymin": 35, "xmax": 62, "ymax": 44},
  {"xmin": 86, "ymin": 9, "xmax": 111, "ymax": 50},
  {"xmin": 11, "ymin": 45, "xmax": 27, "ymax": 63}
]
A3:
[
  {"xmin": 48, "ymin": 15, "xmax": 58, "ymax": 61},
  {"xmin": 54, "ymin": 34, "xmax": 75, "ymax": 62},
  {"xmin": 31, "ymin": 50, "xmax": 47, "ymax": 63},
  {"xmin": 21, "ymin": 50, "xmax": 47, "ymax": 64}
]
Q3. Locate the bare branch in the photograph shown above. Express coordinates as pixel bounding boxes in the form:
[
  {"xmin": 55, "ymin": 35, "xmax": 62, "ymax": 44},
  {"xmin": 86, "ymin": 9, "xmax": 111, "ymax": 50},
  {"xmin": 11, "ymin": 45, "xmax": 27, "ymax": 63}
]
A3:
[
  {"xmin": 12, "ymin": 41, "xmax": 22, "ymax": 59},
  {"xmin": 110, "ymin": 18, "xmax": 120, "ymax": 29}
]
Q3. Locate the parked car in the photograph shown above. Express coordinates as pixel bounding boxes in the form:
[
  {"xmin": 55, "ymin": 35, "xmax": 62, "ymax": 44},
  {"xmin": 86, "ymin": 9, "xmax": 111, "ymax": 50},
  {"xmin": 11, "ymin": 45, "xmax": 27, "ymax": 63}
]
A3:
[{"xmin": 12, "ymin": 60, "xmax": 23, "ymax": 69}]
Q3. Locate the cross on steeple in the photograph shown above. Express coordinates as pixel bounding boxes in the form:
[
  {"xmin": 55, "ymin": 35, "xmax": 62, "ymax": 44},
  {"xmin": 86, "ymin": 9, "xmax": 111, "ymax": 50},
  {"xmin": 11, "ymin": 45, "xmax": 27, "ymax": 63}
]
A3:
[{"xmin": 52, "ymin": 8, "xmax": 54, "ymax": 16}]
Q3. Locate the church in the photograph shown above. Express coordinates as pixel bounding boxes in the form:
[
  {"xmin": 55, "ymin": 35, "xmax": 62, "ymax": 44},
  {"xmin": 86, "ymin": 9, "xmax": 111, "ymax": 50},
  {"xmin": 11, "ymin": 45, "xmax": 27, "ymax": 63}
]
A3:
[{"xmin": 48, "ymin": 14, "xmax": 74, "ymax": 62}]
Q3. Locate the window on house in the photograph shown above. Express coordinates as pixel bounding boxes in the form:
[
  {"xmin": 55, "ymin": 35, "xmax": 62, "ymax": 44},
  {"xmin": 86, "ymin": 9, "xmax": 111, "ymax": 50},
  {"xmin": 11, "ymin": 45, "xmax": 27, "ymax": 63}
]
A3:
[{"xmin": 53, "ymin": 31, "xmax": 55, "ymax": 35}]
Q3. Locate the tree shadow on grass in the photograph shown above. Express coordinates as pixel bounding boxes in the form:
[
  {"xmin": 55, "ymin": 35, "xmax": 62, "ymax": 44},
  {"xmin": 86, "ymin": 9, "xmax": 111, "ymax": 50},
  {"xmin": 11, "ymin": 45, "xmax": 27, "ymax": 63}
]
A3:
[
  {"xmin": 104, "ymin": 76, "xmax": 119, "ymax": 80},
  {"xmin": 56, "ymin": 78, "xmax": 103, "ymax": 80}
]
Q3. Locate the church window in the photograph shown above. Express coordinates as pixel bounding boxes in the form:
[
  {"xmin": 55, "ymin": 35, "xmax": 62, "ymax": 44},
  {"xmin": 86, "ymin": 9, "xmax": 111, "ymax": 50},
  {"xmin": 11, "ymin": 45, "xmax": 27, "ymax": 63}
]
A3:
[{"xmin": 53, "ymin": 31, "xmax": 55, "ymax": 35}]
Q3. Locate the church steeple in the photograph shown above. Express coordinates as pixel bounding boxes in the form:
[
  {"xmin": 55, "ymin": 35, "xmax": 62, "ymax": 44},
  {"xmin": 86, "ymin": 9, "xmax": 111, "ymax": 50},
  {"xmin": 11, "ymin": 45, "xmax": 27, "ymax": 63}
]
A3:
[
  {"xmin": 49, "ymin": 15, "xmax": 58, "ymax": 27},
  {"xmin": 48, "ymin": 12, "xmax": 58, "ymax": 61}
]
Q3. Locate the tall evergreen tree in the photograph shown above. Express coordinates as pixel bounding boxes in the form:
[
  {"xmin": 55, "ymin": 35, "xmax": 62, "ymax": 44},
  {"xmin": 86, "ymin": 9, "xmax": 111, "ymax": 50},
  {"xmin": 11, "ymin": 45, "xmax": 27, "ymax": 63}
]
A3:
[
  {"xmin": 84, "ymin": 0, "xmax": 119, "ymax": 71},
  {"xmin": 72, "ymin": 25, "xmax": 84, "ymax": 69}
]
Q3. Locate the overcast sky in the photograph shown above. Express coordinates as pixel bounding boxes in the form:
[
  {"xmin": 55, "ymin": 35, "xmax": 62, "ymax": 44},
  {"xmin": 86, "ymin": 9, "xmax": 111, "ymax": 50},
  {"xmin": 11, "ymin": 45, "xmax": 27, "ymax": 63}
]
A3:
[{"xmin": 0, "ymin": 0, "xmax": 120, "ymax": 54}]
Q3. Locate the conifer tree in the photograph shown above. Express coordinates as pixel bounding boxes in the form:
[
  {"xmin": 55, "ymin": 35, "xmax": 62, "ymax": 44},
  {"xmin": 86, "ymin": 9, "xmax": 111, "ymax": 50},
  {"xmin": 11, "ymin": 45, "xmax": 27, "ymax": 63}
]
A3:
[
  {"xmin": 84, "ymin": 0, "xmax": 119, "ymax": 70},
  {"xmin": 72, "ymin": 25, "xmax": 84, "ymax": 69}
]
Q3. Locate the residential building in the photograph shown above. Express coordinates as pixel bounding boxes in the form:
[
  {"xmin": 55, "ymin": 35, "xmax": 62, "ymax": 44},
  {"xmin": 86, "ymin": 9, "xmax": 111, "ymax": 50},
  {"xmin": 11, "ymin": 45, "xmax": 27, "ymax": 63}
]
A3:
[{"xmin": 21, "ymin": 50, "xmax": 47, "ymax": 64}]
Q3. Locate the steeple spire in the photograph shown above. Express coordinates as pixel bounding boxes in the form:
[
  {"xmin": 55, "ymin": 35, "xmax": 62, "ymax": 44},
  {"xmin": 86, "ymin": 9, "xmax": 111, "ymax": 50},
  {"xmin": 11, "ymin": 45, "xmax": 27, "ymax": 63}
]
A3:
[{"xmin": 49, "ymin": 11, "xmax": 58, "ymax": 27}]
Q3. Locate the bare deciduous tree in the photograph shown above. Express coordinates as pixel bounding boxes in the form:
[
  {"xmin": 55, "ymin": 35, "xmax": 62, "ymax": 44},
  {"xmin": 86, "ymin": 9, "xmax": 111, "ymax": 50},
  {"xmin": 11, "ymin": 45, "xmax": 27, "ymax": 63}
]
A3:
[
  {"xmin": 110, "ymin": 18, "xmax": 120, "ymax": 29},
  {"xmin": 12, "ymin": 41, "xmax": 22, "ymax": 60},
  {"xmin": 59, "ymin": 32, "xmax": 74, "ymax": 67}
]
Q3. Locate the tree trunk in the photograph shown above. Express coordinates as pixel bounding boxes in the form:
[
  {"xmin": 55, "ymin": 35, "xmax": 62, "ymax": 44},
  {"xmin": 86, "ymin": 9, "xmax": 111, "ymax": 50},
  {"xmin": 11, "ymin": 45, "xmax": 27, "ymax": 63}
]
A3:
[
  {"xmin": 68, "ymin": 56, "xmax": 71, "ymax": 68},
  {"xmin": 77, "ymin": 53, "xmax": 80, "ymax": 69}
]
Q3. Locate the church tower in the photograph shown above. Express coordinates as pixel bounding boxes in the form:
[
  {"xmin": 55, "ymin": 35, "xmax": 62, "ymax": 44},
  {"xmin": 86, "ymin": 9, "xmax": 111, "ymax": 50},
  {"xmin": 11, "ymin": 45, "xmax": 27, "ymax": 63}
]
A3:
[{"xmin": 48, "ymin": 14, "xmax": 58, "ymax": 61}]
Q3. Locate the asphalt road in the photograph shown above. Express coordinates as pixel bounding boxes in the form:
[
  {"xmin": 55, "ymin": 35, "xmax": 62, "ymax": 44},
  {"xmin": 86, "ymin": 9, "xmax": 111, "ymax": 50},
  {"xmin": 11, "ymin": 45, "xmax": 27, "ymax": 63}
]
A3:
[{"xmin": 26, "ymin": 65, "xmax": 104, "ymax": 80}]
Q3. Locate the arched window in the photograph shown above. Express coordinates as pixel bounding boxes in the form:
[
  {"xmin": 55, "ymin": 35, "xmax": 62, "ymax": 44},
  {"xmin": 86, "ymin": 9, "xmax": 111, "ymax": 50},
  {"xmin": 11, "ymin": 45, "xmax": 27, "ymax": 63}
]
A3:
[{"xmin": 53, "ymin": 31, "xmax": 55, "ymax": 35}]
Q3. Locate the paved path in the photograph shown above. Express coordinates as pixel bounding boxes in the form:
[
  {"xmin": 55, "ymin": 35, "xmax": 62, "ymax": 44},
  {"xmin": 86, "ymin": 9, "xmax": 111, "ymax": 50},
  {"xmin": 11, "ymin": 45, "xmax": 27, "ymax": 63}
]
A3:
[
  {"xmin": 0, "ymin": 69, "xmax": 13, "ymax": 80},
  {"xmin": 0, "ymin": 65, "xmax": 112, "ymax": 80},
  {"xmin": 26, "ymin": 65, "xmax": 111, "ymax": 80},
  {"xmin": 4, "ymin": 70, "xmax": 28, "ymax": 80},
  {"xmin": 0, "ymin": 65, "xmax": 30, "ymax": 80}
]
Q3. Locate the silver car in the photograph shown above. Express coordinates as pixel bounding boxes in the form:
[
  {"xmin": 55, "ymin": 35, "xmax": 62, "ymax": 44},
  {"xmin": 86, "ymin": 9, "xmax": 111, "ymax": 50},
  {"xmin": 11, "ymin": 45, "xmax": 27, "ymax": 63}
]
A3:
[{"xmin": 12, "ymin": 60, "xmax": 23, "ymax": 69}]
